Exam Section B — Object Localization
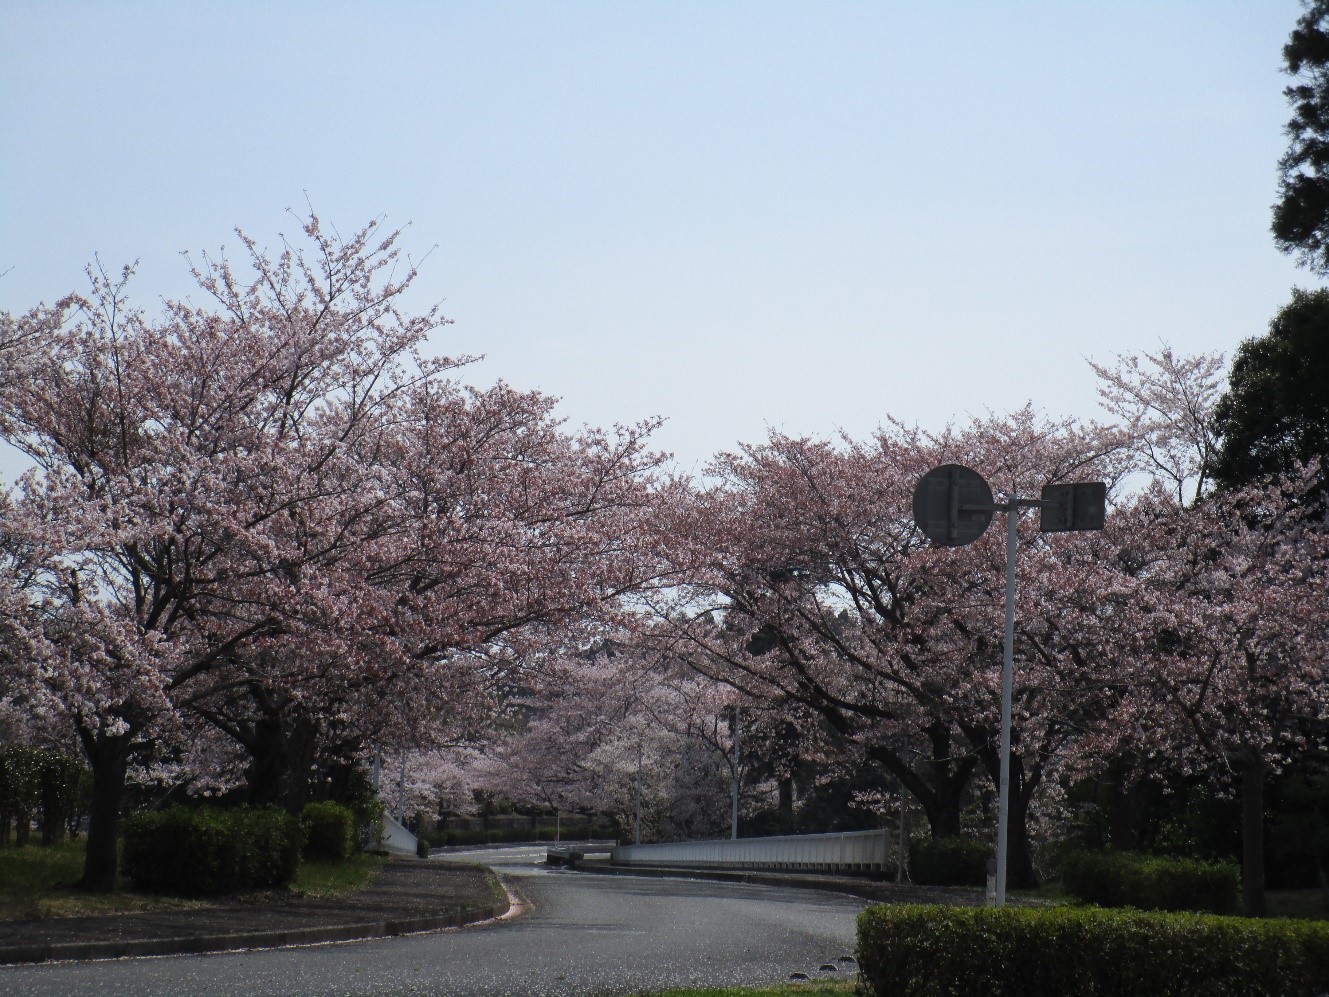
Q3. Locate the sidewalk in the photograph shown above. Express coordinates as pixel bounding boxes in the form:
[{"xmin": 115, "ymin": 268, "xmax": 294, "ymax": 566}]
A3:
[{"xmin": 0, "ymin": 859, "xmax": 508, "ymax": 966}]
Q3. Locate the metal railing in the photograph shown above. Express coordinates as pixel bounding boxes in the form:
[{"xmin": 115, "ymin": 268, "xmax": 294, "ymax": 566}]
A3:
[{"xmin": 611, "ymin": 828, "xmax": 889, "ymax": 873}]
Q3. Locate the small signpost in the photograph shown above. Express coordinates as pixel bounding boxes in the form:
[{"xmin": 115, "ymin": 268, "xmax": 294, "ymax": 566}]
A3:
[{"xmin": 912, "ymin": 465, "xmax": 1106, "ymax": 906}]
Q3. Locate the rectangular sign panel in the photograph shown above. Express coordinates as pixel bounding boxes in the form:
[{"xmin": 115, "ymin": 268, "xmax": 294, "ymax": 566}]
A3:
[{"xmin": 1039, "ymin": 482, "xmax": 1106, "ymax": 532}]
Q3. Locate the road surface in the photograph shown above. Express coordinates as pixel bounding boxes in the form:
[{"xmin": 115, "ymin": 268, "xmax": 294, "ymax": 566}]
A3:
[{"xmin": 0, "ymin": 845, "xmax": 866, "ymax": 996}]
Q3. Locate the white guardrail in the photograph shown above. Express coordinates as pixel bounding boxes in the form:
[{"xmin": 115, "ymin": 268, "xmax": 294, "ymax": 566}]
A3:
[{"xmin": 611, "ymin": 828, "xmax": 890, "ymax": 873}]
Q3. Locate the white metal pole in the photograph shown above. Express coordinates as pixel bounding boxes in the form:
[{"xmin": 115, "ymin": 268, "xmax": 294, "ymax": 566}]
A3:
[
  {"xmin": 731, "ymin": 708, "xmax": 741, "ymax": 841},
  {"xmin": 635, "ymin": 737, "xmax": 642, "ymax": 846},
  {"xmin": 397, "ymin": 753, "xmax": 406, "ymax": 823},
  {"xmin": 996, "ymin": 498, "xmax": 1018, "ymax": 906},
  {"xmin": 897, "ymin": 789, "xmax": 908, "ymax": 884}
]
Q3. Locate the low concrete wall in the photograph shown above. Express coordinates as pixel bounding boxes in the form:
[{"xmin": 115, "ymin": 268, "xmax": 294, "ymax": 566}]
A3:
[
  {"xmin": 379, "ymin": 813, "xmax": 419, "ymax": 856},
  {"xmin": 611, "ymin": 828, "xmax": 889, "ymax": 873}
]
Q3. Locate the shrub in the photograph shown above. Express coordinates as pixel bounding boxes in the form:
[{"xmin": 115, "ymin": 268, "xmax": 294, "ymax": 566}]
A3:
[
  {"xmin": 857, "ymin": 904, "xmax": 1329, "ymax": 997},
  {"xmin": 1060, "ymin": 850, "xmax": 1238, "ymax": 914},
  {"xmin": 909, "ymin": 835, "xmax": 993, "ymax": 886},
  {"xmin": 337, "ymin": 765, "xmax": 386, "ymax": 849},
  {"xmin": 121, "ymin": 805, "xmax": 303, "ymax": 895},
  {"xmin": 300, "ymin": 801, "xmax": 356, "ymax": 862}
]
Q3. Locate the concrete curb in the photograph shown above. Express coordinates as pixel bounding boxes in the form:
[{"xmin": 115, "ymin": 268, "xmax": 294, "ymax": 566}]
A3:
[{"xmin": 0, "ymin": 899, "xmax": 510, "ymax": 966}]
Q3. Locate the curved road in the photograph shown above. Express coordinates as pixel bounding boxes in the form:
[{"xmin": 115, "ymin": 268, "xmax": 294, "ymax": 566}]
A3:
[{"xmin": 0, "ymin": 846, "xmax": 867, "ymax": 996}]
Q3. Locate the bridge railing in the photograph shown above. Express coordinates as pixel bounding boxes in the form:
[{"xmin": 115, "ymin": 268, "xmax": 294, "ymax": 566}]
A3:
[{"xmin": 610, "ymin": 828, "xmax": 889, "ymax": 874}]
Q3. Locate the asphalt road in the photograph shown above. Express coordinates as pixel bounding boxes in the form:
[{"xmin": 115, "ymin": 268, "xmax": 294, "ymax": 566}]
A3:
[{"xmin": 0, "ymin": 846, "xmax": 867, "ymax": 996}]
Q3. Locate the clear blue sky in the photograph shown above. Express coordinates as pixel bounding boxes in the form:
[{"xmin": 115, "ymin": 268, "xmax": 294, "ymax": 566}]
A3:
[{"xmin": 0, "ymin": 1, "xmax": 1313, "ymax": 478}]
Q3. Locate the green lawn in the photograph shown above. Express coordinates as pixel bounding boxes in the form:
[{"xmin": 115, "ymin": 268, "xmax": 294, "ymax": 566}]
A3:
[
  {"xmin": 293, "ymin": 853, "xmax": 384, "ymax": 897},
  {"xmin": 0, "ymin": 840, "xmax": 383, "ymax": 920}
]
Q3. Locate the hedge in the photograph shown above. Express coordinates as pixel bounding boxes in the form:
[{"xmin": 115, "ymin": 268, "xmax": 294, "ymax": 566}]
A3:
[
  {"xmin": 121, "ymin": 805, "xmax": 303, "ymax": 895},
  {"xmin": 1060, "ymin": 850, "xmax": 1239, "ymax": 914},
  {"xmin": 300, "ymin": 801, "xmax": 356, "ymax": 862},
  {"xmin": 909, "ymin": 835, "xmax": 993, "ymax": 887},
  {"xmin": 857, "ymin": 904, "xmax": 1329, "ymax": 997}
]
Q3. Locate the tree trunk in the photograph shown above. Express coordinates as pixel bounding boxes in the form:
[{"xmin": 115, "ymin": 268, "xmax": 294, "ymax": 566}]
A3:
[
  {"xmin": 1007, "ymin": 777, "xmax": 1037, "ymax": 889},
  {"xmin": 927, "ymin": 790, "xmax": 964, "ymax": 838},
  {"xmin": 246, "ymin": 711, "xmax": 317, "ymax": 812},
  {"xmin": 1241, "ymin": 755, "xmax": 1267, "ymax": 917},
  {"xmin": 283, "ymin": 715, "xmax": 316, "ymax": 813},
  {"xmin": 246, "ymin": 712, "xmax": 286, "ymax": 809},
  {"xmin": 1109, "ymin": 766, "xmax": 1136, "ymax": 852},
  {"xmin": 778, "ymin": 776, "xmax": 794, "ymax": 829},
  {"xmin": 866, "ymin": 726, "xmax": 975, "ymax": 841},
  {"xmin": 925, "ymin": 721, "xmax": 973, "ymax": 838},
  {"xmin": 1315, "ymin": 852, "xmax": 1329, "ymax": 916},
  {"xmin": 976, "ymin": 744, "xmax": 1039, "ymax": 889},
  {"xmin": 79, "ymin": 732, "xmax": 131, "ymax": 892}
]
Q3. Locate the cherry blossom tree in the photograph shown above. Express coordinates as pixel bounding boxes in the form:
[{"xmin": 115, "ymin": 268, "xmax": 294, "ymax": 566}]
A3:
[
  {"xmin": 1090, "ymin": 348, "xmax": 1329, "ymax": 914},
  {"xmin": 1090, "ymin": 346, "xmax": 1224, "ymax": 506},
  {"xmin": 471, "ymin": 644, "xmax": 758, "ymax": 843},
  {"xmin": 0, "ymin": 213, "xmax": 666, "ymax": 888},
  {"xmin": 648, "ymin": 408, "xmax": 1135, "ymax": 885},
  {"xmin": 1098, "ymin": 472, "xmax": 1329, "ymax": 915}
]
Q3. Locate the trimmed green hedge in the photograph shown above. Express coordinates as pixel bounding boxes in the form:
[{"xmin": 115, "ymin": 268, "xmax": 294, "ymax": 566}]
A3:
[
  {"xmin": 121, "ymin": 805, "xmax": 303, "ymax": 895},
  {"xmin": 857, "ymin": 904, "xmax": 1329, "ymax": 997},
  {"xmin": 300, "ymin": 801, "xmax": 356, "ymax": 862},
  {"xmin": 909, "ymin": 835, "xmax": 993, "ymax": 887},
  {"xmin": 1061, "ymin": 850, "xmax": 1239, "ymax": 914}
]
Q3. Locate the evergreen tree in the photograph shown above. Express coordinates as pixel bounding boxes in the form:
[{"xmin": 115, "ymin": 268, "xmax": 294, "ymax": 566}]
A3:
[
  {"xmin": 1274, "ymin": 1, "xmax": 1329, "ymax": 273},
  {"xmin": 1213, "ymin": 288, "xmax": 1329, "ymax": 492}
]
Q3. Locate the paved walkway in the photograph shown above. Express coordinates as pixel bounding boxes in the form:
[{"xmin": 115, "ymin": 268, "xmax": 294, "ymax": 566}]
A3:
[{"xmin": 0, "ymin": 860, "xmax": 506, "ymax": 966}]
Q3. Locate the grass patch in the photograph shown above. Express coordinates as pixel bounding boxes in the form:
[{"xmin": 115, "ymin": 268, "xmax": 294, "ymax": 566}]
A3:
[
  {"xmin": 292, "ymin": 853, "xmax": 383, "ymax": 898},
  {"xmin": 1, "ymin": 841, "xmax": 383, "ymax": 920},
  {"xmin": 625, "ymin": 985, "xmax": 855, "ymax": 997},
  {"xmin": 0, "ymin": 841, "xmax": 213, "ymax": 920}
]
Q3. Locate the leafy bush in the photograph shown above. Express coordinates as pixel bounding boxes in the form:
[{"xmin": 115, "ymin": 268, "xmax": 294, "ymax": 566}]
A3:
[
  {"xmin": 909, "ymin": 835, "xmax": 993, "ymax": 886},
  {"xmin": 121, "ymin": 805, "xmax": 303, "ymax": 895},
  {"xmin": 336, "ymin": 765, "xmax": 386, "ymax": 849},
  {"xmin": 857, "ymin": 904, "xmax": 1329, "ymax": 997},
  {"xmin": 1060, "ymin": 850, "xmax": 1238, "ymax": 914},
  {"xmin": 300, "ymin": 801, "xmax": 356, "ymax": 862}
]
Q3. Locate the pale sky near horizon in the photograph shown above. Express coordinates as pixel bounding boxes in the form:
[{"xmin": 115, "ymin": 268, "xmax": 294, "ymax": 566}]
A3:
[{"xmin": 0, "ymin": 1, "xmax": 1317, "ymax": 481}]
